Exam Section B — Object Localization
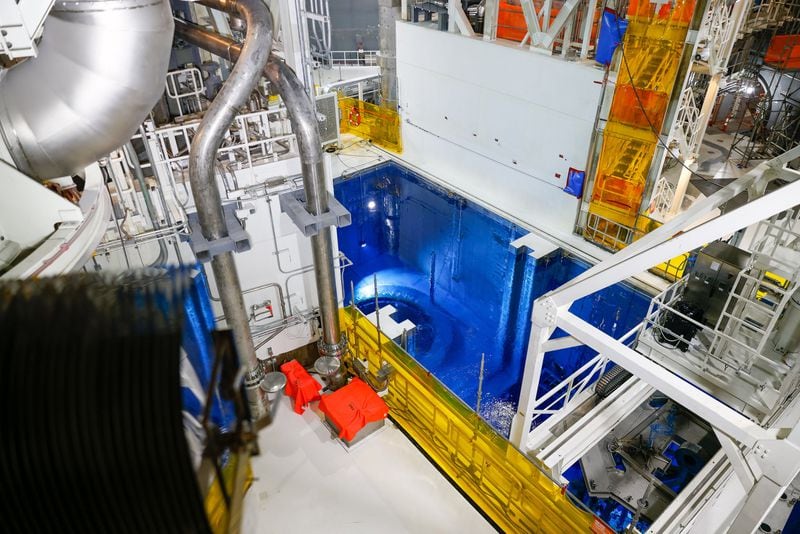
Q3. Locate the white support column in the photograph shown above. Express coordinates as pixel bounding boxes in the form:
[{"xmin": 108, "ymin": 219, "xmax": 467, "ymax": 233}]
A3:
[
  {"xmin": 446, "ymin": 0, "xmax": 476, "ymax": 36},
  {"xmin": 509, "ymin": 312, "xmax": 554, "ymax": 450},
  {"xmin": 668, "ymin": 74, "xmax": 722, "ymax": 216},
  {"xmin": 561, "ymin": 12, "xmax": 574, "ymax": 57},
  {"xmin": 278, "ymin": 0, "xmax": 310, "ymax": 87},
  {"xmin": 519, "ymin": 0, "xmax": 542, "ymax": 42},
  {"xmin": 483, "ymin": 0, "xmax": 499, "ymax": 41},
  {"xmin": 668, "ymin": 158, "xmax": 697, "ymax": 215},
  {"xmin": 541, "ymin": 0, "xmax": 552, "ymax": 31},
  {"xmin": 580, "ymin": 0, "xmax": 598, "ymax": 59}
]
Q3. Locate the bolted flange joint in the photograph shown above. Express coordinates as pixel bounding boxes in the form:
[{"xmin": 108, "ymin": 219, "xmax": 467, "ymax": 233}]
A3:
[{"xmin": 318, "ymin": 335, "xmax": 348, "ymax": 359}]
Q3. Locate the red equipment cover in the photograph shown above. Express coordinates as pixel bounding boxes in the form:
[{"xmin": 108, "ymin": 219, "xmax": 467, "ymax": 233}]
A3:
[
  {"xmin": 319, "ymin": 378, "xmax": 388, "ymax": 442},
  {"xmin": 765, "ymin": 34, "xmax": 800, "ymax": 70},
  {"xmin": 280, "ymin": 359, "xmax": 322, "ymax": 414}
]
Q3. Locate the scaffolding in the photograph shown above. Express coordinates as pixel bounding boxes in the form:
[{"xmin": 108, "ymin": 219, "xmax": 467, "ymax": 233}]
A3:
[{"xmin": 721, "ymin": 0, "xmax": 800, "ymax": 166}]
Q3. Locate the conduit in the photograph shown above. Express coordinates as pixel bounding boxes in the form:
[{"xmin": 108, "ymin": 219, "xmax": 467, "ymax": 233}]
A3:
[
  {"xmin": 175, "ymin": 17, "xmax": 346, "ymax": 358},
  {"xmin": 0, "ymin": 0, "xmax": 174, "ymax": 180},
  {"xmin": 184, "ymin": 0, "xmax": 273, "ymax": 417}
]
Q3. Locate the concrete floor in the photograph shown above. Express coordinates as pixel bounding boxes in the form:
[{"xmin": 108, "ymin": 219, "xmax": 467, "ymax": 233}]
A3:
[{"xmin": 242, "ymin": 395, "xmax": 494, "ymax": 534}]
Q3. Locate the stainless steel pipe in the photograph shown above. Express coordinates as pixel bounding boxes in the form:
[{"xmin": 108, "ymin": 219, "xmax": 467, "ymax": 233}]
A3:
[
  {"xmin": 175, "ymin": 18, "xmax": 345, "ymax": 357},
  {"xmin": 0, "ymin": 0, "xmax": 174, "ymax": 180},
  {"xmin": 187, "ymin": 0, "xmax": 273, "ymax": 416}
]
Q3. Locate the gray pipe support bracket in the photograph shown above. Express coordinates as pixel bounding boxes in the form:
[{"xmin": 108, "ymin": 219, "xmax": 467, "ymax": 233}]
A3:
[
  {"xmin": 279, "ymin": 189, "xmax": 351, "ymax": 237},
  {"xmin": 185, "ymin": 203, "xmax": 252, "ymax": 262}
]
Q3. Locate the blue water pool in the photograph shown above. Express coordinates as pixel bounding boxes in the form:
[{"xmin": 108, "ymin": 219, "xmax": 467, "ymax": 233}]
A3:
[{"xmin": 334, "ymin": 161, "xmax": 651, "ymax": 436}]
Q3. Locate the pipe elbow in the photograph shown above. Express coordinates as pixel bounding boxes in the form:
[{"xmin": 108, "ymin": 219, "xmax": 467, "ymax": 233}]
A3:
[{"xmin": 0, "ymin": 0, "xmax": 175, "ymax": 180}]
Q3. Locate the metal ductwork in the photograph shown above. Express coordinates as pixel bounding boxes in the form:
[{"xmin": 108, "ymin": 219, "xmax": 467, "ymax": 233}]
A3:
[
  {"xmin": 0, "ymin": 0, "xmax": 174, "ymax": 180},
  {"xmin": 174, "ymin": 17, "xmax": 346, "ymax": 359}
]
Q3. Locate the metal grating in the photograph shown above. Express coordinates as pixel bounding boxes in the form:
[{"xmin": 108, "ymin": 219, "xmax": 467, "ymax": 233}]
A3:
[{"xmin": 315, "ymin": 92, "xmax": 340, "ymax": 146}]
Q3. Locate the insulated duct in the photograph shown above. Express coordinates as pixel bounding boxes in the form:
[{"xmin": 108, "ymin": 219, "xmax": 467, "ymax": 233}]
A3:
[
  {"xmin": 0, "ymin": 0, "xmax": 174, "ymax": 180},
  {"xmin": 174, "ymin": 17, "xmax": 345, "ymax": 358}
]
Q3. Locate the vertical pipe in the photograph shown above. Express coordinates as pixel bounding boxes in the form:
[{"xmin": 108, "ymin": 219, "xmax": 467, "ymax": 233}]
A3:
[
  {"xmin": 189, "ymin": 0, "xmax": 273, "ymax": 417},
  {"xmin": 174, "ymin": 17, "xmax": 345, "ymax": 357},
  {"xmin": 264, "ymin": 59, "xmax": 344, "ymax": 356},
  {"xmin": 477, "ymin": 353, "xmax": 485, "ymax": 414}
]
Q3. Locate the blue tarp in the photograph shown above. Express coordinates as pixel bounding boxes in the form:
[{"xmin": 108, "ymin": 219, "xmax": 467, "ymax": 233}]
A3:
[{"xmin": 596, "ymin": 9, "xmax": 628, "ymax": 66}]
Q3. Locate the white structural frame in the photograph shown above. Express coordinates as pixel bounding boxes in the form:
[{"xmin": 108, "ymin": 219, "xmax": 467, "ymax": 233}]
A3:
[
  {"xmin": 511, "ymin": 144, "xmax": 800, "ymax": 532},
  {"xmin": 0, "ymin": 0, "xmax": 54, "ymax": 59},
  {"xmin": 660, "ymin": 0, "xmax": 750, "ymax": 216},
  {"xmin": 478, "ymin": 0, "xmax": 599, "ymax": 58},
  {"xmin": 447, "ymin": 0, "xmax": 476, "ymax": 37}
]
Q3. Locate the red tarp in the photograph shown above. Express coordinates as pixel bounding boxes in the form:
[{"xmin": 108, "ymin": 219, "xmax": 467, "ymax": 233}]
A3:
[
  {"xmin": 280, "ymin": 359, "xmax": 322, "ymax": 414},
  {"xmin": 765, "ymin": 35, "xmax": 800, "ymax": 70},
  {"xmin": 319, "ymin": 378, "xmax": 389, "ymax": 442}
]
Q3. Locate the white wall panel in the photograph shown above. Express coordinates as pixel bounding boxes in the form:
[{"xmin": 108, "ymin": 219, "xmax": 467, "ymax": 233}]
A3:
[{"xmin": 396, "ymin": 22, "xmax": 604, "ymax": 236}]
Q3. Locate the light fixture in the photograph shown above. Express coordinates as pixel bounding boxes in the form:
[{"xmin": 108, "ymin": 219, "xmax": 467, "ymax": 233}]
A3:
[{"xmin": 367, "ymin": 200, "xmax": 376, "ymax": 210}]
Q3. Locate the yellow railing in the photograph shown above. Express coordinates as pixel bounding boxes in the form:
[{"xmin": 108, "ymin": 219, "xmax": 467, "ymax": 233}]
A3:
[
  {"xmin": 338, "ymin": 95, "xmax": 402, "ymax": 153},
  {"xmin": 340, "ymin": 307, "xmax": 612, "ymax": 534}
]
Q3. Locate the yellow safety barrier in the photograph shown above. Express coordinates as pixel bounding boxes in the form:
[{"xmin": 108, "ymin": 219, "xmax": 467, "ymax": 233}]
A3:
[
  {"xmin": 338, "ymin": 95, "xmax": 402, "ymax": 153},
  {"xmin": 340, "ymin": 307, "xmax": 612, "ymax": 534},
  {"xmin": 205, "ymin": 455, "xmax": 253, "ymax": 534}
]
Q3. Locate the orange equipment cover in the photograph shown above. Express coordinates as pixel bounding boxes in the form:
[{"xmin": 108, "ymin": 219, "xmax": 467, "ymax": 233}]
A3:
[
  {"xmin": 318, "ymin": 378, "xmax": 389, "ymax": 442},
  {"xmin": 280, "ymin": 359, "xmax": 322, "ymax": 414},
  {"xmin": 765, "ymin": 35, "xmax": 800, "ymax": 70}
]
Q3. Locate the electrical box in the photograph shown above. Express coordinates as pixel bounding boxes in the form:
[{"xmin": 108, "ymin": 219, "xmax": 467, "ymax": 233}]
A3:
[{"xmin": 684, "ymin": 241, "xmax": 751, "ymax": 327}]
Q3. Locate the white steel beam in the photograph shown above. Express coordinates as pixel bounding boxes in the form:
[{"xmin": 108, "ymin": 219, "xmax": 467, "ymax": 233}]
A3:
[
  {"xmin": 714, "ymin": 429, "xmax": 758, "ymax": 490},
  {"xmin": 519, "ymin": 0, "xmax": 542, "ymax": 39},
  {"xmin": 649, "ymin": 450, "xmax": 738, "ymax": 533},
  {"xmin": 535, "ymin": 0, "xmax": 581, "ymax": 48},
  {"xmin": 540, "ymin": 335, "xmax": 582, "ymax": 352},
  {"xmin": 526, "ymin": 385, "xmax": 597, "ymax": 451},
  {"xmin": 536, "ymin": 378, "xmax": 655, "ymax": 477},
  {"xmin": 548, "ymin": 145, "xmax": 800, "ymax": 307},
  {"xmin": 510, "ymin": 308, "xmax": 555, "ymax": 446},
  {"xmin": 557, "ymin": 311, "xmax": 777, "ymax": 446},
  {"xmin": 447, "ymin": 0, "xmax": 476, "ymax": 36}
]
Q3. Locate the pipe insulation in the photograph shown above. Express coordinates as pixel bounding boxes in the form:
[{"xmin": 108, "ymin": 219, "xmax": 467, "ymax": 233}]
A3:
[
  {"xmin": 186, "ymin": 0, "xmax": 273, "ymax": 417},
  {"xmin": 0, "ymin": 0, "xmax": 174, "ymax": 181},
  {"xmin": 175, "ymin": 17, "xmax": 345, "ymax": 357}
]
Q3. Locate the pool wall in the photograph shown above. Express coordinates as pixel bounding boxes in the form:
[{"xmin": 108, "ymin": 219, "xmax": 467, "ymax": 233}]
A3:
[{"xmin": 335, "ymin": 161, "xmax": 651, "ymax": 435}]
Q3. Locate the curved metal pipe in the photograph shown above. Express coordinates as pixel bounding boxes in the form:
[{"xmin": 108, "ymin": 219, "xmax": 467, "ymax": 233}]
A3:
[
  {"xmin": 175, "ymin": 18, "xmax": 344, "ymax": 357},
  {"xmin": 263, "ymin": 60, "xmax": 343, "ymax": 356},
  {"xmin": 0, "ymin": 0, "xmax": 174, "ymax": 180},
  {"xmin": 187, "ymin": 0, "xmax": 272, "ymax": 395}
]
